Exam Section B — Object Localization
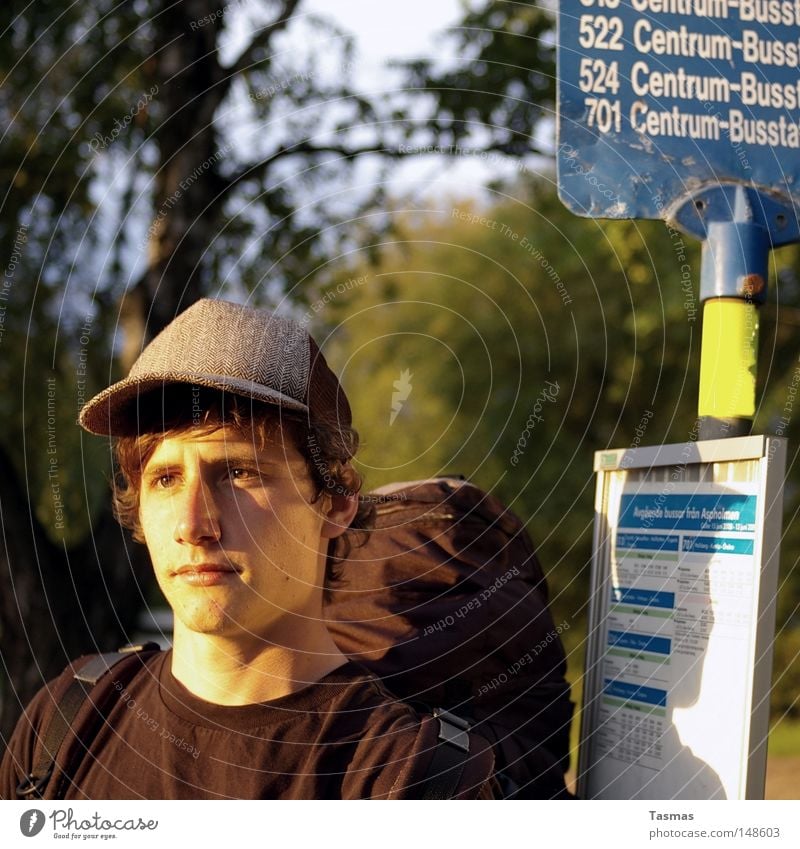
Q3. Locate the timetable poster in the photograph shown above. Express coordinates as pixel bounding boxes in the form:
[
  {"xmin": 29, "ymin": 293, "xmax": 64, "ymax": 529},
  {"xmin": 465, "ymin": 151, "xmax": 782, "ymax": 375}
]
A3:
[{"xmin": 590, "ymin": 484, "xmax": 760, "ymax": 799}]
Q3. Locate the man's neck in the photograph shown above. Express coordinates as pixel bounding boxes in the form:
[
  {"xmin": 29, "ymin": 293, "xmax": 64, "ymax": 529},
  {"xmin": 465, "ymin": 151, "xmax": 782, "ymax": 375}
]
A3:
[{"xmin": 170, "ymin": 621, "xmax": 349, "ymax": 705}]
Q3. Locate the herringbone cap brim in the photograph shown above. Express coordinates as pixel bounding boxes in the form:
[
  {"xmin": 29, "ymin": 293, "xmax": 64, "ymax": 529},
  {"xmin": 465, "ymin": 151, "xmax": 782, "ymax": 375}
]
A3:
[{"xmin": 78, "ymin": 298, "xmax": 352, "ymax": 439}]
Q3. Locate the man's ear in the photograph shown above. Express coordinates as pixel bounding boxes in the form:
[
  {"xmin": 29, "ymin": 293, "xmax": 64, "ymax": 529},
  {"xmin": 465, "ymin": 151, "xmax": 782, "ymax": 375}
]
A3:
[{"xmin": 320, "ymin": 491, "xmax": 359, "ymax": 539}]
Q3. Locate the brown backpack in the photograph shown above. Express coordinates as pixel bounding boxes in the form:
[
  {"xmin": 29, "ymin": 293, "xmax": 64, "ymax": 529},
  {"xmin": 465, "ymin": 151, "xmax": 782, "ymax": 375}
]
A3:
[{"xmin": 325, "ymin": 476, "xmax": 574, "ymax": 799}]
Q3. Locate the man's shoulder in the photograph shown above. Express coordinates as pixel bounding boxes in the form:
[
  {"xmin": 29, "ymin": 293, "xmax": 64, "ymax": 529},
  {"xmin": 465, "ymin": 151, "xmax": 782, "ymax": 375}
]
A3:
[
  {"xmin": 6, "ymin": 650, "xmax": 144, "ymax": 734},
  {"xmin": 320, "ymin": 660, "xmax": 420, "ymax": 715},
  {"xmin": 0, "ymin": 648, "xmax": 164, "ymax": 800}
]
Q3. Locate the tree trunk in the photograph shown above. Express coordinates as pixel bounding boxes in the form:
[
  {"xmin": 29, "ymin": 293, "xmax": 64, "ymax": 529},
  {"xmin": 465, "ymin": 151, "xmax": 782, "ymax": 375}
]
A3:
[{"xmin": 120, "ymin": 0, "xmax": 232, "ymax": 358}]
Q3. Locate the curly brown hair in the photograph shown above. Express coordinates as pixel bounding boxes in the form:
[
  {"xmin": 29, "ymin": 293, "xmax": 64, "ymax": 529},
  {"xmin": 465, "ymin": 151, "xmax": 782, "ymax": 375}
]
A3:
[{"xmin": 112, "ymin": 386, "xmax": 374, "ymax": 597}]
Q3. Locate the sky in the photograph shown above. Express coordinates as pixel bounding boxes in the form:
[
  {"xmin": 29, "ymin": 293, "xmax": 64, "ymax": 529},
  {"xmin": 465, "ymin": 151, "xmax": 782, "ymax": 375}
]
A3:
[
  {"xmin": 303, "ymin": 0, "xmax": 465, "ymax": 68},
  {"xmin": 285, "ymin": 0, "xmax": 549, "ymax": 201}
]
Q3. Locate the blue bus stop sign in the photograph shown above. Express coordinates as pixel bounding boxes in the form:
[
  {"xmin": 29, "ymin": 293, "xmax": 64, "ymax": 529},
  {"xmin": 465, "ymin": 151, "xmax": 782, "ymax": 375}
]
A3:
[
  {"xmin": 557, "ymin": 3, "xmax": 800, "ymax": 440},
  {"xmin": 557, "ymin": 0, "xmax": 800, "ymax": 221}
]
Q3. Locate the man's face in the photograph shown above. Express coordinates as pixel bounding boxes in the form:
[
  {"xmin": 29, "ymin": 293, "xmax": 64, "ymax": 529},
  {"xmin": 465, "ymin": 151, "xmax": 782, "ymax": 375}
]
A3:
[{"xmin": 138, "ymin": 422, "xmax": 330, "ymax": 642}]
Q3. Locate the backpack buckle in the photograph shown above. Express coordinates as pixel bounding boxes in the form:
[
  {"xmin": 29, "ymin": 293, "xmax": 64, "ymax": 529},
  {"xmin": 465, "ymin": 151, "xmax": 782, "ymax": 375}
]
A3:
[
  {"xmin": 16, "ymin": 768, "xmax": 52, "ymax": 799},
  {"xmin": 433, "ymin": 707, "xmax": 470, "ymax": 752}
]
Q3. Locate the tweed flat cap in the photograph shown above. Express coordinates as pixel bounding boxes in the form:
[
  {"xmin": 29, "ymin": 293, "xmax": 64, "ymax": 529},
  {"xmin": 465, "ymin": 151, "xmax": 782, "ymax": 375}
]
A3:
[{"xmin": 78, "ymin": 298, "xmax": 352, "ymax": 438}]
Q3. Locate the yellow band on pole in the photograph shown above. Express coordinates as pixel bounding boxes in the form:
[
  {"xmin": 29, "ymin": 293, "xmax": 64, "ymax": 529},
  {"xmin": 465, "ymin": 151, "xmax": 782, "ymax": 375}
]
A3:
[{"xmin": 698, "ymin": 298, "xmax": 759, "ymax": 419}]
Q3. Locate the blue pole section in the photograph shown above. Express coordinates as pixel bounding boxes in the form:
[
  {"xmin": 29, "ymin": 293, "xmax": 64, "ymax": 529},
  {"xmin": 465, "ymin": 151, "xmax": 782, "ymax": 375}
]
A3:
[
  {"xmin": 701, "ymin": 221, "xmax": 769, "ymax": 302},
  {"xmin": 670, "ymin": 185, "xmax": 800, "ymax": 440}
]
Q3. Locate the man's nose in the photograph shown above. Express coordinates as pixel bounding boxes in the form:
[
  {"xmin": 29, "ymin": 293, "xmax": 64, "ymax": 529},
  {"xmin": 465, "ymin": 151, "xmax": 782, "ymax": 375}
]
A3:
[{"xmin": 173, "ymin": 477, "xmax": 221, "ymax": 545}]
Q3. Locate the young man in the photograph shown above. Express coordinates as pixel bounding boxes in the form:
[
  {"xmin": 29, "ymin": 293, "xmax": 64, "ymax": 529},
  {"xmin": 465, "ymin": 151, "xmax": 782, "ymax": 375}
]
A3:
[{"xmin": 1, "ymin": 298, "xmax": 495, "ymax": 799}]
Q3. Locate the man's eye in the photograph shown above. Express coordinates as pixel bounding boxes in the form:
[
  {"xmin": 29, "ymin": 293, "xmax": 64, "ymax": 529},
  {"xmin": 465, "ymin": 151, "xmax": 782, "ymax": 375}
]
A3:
[
  {"xmin": 156, "ymin": 474, "xmax": 175, "ymax": 488},
  {"xmin": 229, "ymin": 467, "xmax": 255, "ymax": 480}
]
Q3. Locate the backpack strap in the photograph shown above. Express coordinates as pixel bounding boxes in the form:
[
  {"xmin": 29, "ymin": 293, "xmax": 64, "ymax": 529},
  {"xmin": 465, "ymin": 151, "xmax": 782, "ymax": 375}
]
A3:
[
  {"xmin": 418, "ymin": 708, "xmax": 472, "ymax": 799},
  {"xmin": 15, "ymin": 643, "xmax": 161, "ymax": 800}
]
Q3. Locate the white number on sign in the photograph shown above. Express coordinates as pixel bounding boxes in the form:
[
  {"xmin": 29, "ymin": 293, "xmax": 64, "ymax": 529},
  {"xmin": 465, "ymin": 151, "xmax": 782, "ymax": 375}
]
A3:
[
  {"xmin": 579, "ymin": 0, "xmax": 621, "ymax": 7},
  {"xmin": 578, "ymin": 59, "xmax": 620, "ymax": 95},
  {"xmin": 584, "ymin": 97, "xmax": 622, "ymax": 133},
  {"xmin": 578, "ymin": 15, "xmax": 624, "ymax": 51}
]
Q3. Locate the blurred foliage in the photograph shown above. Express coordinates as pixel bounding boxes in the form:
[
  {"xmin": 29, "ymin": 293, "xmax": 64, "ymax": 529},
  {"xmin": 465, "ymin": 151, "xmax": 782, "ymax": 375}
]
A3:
[
  {"xmin": 768, "ymin": 716, "xmax": 800, "ymax": 755},
  {"xmin": 0, "ymin": 0, "xmax": 146, "ymax": 541},
  {"xmin": 401, "ymin": 0, "xmax": 556, "ymax": 155},
  {"xmin": 770, "ymin": 627, "xmax": 800, "ymax": 721}
]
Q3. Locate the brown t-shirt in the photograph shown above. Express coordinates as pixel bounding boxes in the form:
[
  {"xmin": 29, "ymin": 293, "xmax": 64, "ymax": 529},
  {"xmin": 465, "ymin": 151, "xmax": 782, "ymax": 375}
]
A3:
[{"xmin": 1, "ymin": 651, "xmax": 495, "ymax": 799}]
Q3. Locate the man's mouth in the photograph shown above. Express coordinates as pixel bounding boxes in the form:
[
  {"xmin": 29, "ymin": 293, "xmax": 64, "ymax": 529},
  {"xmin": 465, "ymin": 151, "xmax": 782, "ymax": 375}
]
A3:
[{"xmin": 174, "ymin": 563, "xmax": 240, "ymax": 587}]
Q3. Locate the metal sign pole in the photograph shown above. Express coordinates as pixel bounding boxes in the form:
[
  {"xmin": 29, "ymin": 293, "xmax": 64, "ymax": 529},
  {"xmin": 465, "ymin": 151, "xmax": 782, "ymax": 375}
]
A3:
[{"xmin": 668, "ymin": 185, "xmax": 800, "ymax": 440}]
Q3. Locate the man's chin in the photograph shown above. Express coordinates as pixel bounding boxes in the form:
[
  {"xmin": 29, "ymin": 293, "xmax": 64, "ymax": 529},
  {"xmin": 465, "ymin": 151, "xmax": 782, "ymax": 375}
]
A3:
[{"xmin": 173, "ymin": 601, "xmax": 240, "ymax": 636}]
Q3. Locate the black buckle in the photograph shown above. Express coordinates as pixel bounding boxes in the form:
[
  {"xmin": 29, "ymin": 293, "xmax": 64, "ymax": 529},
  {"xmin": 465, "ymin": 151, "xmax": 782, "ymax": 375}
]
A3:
[
  {"xmin": 433, "ymin": 707, "xmax": 470, "ymax": 752},
  {"xmin": 16, "ymin": 768, "xmax": 52, "ymax": 799}
]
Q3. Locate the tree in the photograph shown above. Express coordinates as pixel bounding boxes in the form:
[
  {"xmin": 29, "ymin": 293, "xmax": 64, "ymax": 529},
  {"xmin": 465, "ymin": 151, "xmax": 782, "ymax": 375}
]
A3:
[
  {"xmin": 0, "ymin": 0, "xmax": 409, "ymax": 740},
  {"xmin": 402, "ymin": 0, "xmax": 557, "ymax": 157}
]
